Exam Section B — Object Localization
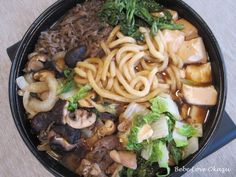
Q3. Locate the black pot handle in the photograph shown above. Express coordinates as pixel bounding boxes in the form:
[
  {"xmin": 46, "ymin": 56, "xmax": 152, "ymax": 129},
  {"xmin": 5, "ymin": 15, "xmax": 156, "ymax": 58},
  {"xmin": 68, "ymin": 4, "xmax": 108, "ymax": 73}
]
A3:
[{"xmin": 7, "ymin": 41, "xmax": 21, "ymax": 62}]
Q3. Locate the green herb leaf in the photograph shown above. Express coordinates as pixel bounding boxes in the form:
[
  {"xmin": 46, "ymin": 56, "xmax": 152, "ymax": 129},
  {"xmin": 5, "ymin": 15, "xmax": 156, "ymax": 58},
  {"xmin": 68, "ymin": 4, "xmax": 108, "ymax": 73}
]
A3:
[
  {"xmin": 139, "ymin": 0, "xmax": 163, "ymax": 12},
  {"xmin": 67, "ymin": 85, "xmax": 92, "ymax": 112}
]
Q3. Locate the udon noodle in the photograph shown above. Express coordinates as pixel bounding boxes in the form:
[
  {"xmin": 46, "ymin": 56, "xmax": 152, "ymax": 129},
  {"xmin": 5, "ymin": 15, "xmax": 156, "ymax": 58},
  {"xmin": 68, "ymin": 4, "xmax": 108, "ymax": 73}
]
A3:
[{"xmin": 74, "ymin": 26, "xmax": 183, "ymax": 102}]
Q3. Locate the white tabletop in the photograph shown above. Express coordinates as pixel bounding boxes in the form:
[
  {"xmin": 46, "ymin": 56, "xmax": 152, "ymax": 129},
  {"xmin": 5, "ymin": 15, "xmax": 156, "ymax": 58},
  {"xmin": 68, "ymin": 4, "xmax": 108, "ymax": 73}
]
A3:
[{"xmin": 0, "ymin": 0, "xmax": 235, "ymax": 176}]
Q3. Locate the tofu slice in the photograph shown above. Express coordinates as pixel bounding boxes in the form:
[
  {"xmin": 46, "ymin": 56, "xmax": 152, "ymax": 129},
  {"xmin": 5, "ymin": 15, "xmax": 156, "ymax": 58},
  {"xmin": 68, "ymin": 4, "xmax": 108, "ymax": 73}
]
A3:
[
  {"xmin": 168, "ymin": 9, "xmax": 179, "ymax": 21},
  {"xmin": 177, "ymin": 37, "xmax": 208, "ymax": 64},
  {"xmin": 182, "ymin": 84, "xmax": 218, "ymax": 106},
  {"xmin": 176, "ymin": 19, "xmax": 198, "ymax": 40},
  {"xmin": 163, "ymin": 29, "xmax": 185, "ymax": 53},
  {"xmin": 186, "ymin": 63, "xmax": 212, "ymax": 84},
  {"xmin": 188, "ymin": 106, "xmax": 207, "ymax": 124}
]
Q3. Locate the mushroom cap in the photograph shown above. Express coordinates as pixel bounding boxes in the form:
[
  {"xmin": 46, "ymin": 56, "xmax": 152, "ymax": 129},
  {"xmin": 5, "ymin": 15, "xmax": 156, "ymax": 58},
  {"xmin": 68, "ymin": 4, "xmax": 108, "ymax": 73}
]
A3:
[
  {"xmin": 50, "ymin": 136, "xmax": 76, "ymax": 152},
  {"xmin": 66, "ymin": 109, "xmax": 96, "ymax": 129},
  {"xmin": 26, "ymin": 53, "xmax": 47, "ymax": 72},
  {"xmin": 52, "ymin": 124, "xmax": 81, "ymax": 144},
  {"xmin": 65, "ymin": 46, "xmax": 87, "ymax": 68},
  {"xmin": 31, "ymin": 100, "xmax": 67, "ymax": 133}
]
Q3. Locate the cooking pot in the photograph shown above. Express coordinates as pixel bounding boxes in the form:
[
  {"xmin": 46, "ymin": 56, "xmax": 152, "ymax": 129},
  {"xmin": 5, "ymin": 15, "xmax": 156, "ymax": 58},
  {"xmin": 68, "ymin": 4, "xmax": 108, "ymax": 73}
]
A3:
[{"xmin": 8, "ymin": 0, "xmax": 227, "ymax": 176}]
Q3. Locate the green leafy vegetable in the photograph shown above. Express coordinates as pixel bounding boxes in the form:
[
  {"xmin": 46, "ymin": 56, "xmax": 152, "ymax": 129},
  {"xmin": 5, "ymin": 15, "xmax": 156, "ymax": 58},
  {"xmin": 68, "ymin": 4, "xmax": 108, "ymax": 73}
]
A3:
[
  {"xmin": 182, "ymin": 137, "xmax": 199, "ymax": 159},
  {"xmin": 162, "ymin": 113, "xmax": 175, "ymax": 143},
  {"xmin": 103, "ymin": 102, "xmax": 118, "ymax": 114},
  {"xmin": 126, "ymin": 96, "xmax": 180, "ymax": 150},
  {"xmin": 63, "ymin": 68, "xmax": 73, "ymax": 78},
  {"xmin": 67, "ymin": 85, "xmax": 92, "ymax": 112},
  {"xmin": 67, "ymin": 102, "xmax": 78, "ymax": 112},
  {"xmin": 141, "ymin": 142, "xmax": 153, "ymax": 160},
  {"xmin": 127, "ymin": 168, "xmax": 134, "ymax": 177},
  {"xmin": 149, "ymin": 141, "xmax": 170, "ymax": 177},
  {"xmin": 150, "ymin": 116, "xmax": 170, "ymax": 141},
  {"xmin": 120, "ymin": 157, "xmax": 155, "ymax": 177},
  {"xmin": 99, "ymin": 0, "xmax": 184, "ymax": 40},
  {"xmin": 60, "ymin": 80, "xmax": 76, "ymax": 94},
  {"xmin": 173, "ymin": 128, "xmax": 188, "ymax": 147},
  {"xmin": 140, "ymin": 0, "xmax": 163, "ymax": 12},
  {"xmin": 59, "ymin": 68, "xmax": 76, "ymax": 94},
  {"xmin": 126, "ymin": 112, "xmax": 160, "ymax": 151},
  {"xmin": 150, "ymin": 96, "xmax": 181, "ymax": 120},
  {"xmin": 169, "ymin": 142, "xmax": 182, "ymax": 165},
  {"xmin": 176, "ymin": 124, "xmax": 198, "ymax": 137}
]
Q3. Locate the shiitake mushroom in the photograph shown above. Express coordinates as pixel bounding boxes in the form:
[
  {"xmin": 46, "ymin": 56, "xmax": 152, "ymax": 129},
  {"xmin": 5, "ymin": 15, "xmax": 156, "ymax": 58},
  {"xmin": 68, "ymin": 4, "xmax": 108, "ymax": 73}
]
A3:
[
  {"xmin": 31, "ymin": 100, "xmax": 67, "ymax": 133},
  {"xmin": 65, "ymin": 45, "xmax": 87, "ymax": 68}
]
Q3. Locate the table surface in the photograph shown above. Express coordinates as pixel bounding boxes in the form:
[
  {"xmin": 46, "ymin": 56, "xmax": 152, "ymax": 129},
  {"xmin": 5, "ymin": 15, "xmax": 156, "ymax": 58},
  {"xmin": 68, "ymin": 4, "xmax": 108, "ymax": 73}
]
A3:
[{"xmin": 0, "ymin": 0, "xmax": 235, "ymax": 177}]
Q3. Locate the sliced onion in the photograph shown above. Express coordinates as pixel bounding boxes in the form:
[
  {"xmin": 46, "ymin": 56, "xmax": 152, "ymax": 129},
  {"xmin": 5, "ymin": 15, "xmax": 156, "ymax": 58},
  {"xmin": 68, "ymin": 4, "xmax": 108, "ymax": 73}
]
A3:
[
  {"xmin": 16, "ymin": 76, "xmax": 29, "ymax": 90},
  {"xmin": 24, "ymin": 73, "xmax": 35, "ymax": 84},
  {"xmin": 23, "ymin": 91, "xmax": 36, "ymax": 117},
  {"xmin": 59, "ymin": 89, "xmax": 77, "ymax": 100},
  {"xmin": 28, "ymin": 76, "xmax": 58, "ymax": 113},
  {"xmin": 27, "ymin": 82, "xmax": 49, "ymax": 93}
]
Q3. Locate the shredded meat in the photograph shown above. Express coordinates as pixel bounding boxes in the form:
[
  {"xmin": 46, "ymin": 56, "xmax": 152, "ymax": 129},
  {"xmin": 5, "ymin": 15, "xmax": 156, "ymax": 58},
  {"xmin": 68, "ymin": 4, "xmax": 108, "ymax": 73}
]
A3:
[{"xmin": 35, "ymin": 0, "xmax": 112, "ymax": 57}]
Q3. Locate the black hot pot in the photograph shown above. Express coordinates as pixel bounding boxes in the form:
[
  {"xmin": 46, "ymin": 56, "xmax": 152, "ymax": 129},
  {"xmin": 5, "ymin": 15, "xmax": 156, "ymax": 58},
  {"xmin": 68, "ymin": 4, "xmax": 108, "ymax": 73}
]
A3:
[{"xmin": 8, "ymin": 0, "xmax": 227, "ymax": 176}]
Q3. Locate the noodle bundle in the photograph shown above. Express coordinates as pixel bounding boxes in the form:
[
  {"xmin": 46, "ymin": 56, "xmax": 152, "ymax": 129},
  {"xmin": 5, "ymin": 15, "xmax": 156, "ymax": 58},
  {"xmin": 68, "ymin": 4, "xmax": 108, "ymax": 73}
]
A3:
[{"xmin": 74, "ymin": 26, "xmax": 176, "ymax": 102}]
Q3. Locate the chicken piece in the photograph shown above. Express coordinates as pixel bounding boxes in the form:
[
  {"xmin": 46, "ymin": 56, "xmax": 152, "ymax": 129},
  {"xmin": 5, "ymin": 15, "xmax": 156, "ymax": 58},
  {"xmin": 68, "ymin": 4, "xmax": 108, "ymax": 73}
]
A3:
[
  {"xmin": 176, "ymin": 19, "xmax": 198, "ymax": 40},
  {"xmin": 186, "ymin": 63, "xmax": 212, "ymax": 84},
  {"xmin": 182, "ymin": 84, "xmax": 218, "ymax": 106},
  {"xmin": 163, "ymin": 29, "xmax": 185, "ymax": 53},
  {"xmin": 187, "ymin": 106, "xmax": 208, "ymax": 124},
  {"xmin": 177, "ymin": 37, "xmax": 208, "ymax": 64}
]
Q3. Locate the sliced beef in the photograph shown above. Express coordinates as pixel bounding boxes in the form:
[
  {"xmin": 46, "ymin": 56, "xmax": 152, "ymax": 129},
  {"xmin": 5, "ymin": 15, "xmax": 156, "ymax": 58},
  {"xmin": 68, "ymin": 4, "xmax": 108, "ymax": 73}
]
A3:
[{"xmin": 86, "ymin": 135, "xmax": 119, "ymax": 171}]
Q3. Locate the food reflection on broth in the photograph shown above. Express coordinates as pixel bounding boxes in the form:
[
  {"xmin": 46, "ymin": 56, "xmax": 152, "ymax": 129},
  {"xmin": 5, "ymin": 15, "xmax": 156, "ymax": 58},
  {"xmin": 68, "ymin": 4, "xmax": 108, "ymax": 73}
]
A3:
[{"xmin": 16, "ymin": 0, "xmax": 218, "ymax": 176}]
